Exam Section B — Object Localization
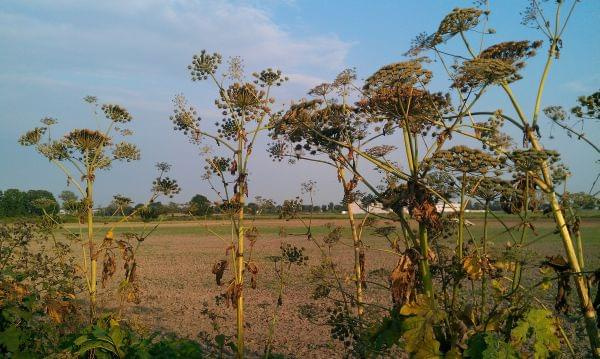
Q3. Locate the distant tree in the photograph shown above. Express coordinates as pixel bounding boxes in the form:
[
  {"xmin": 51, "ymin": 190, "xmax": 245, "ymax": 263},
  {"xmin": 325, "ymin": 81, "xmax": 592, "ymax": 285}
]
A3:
[
  {"xmin": 26, "ymin": 190, "xmax": 59, "ymax": 215},
  {"xmin": 188, "ymin": 194, "xmax": 213, "ymax": 217},
  {"xmin": 254, "ymin": 196, "xmax": 277, "ymax": 214},
  {"xmin": 246, "ymin": 202, "xmax": 258, "ymax": 215},
  {"xmin": 165, "ymin": 201, "xmax": 182, "ymax": 215},
  {"xmin": 0, "ymin": 189, "xmax": 28, "ymax": 216},
  {"xmin": 136, "ymin": 202, "xmax": 164, "ymax": 222},
  {"xmin": 327, "ymin": 202, "xmax": 334, "ymax": 212},
  {"xmin": 321, "ymin": 204, "xmax": 327, "ymax": 212},
  {"xmin": 565, "ymin": 192, "xmax": 599, "ymax": 210},
  {"xmin": 0, "ymin": 188, "xmax": 58, "ymax": 217},
  {"xmin": 103, "ymin": 195, "xmax": 134, "ymax": 216},
  {"xmin": 59, "ymin": 190, "xmax": 78, "ymax": 204},
  {"xmin": 59, "ymin": 190, "xmax": 80, "ymax": 214}
]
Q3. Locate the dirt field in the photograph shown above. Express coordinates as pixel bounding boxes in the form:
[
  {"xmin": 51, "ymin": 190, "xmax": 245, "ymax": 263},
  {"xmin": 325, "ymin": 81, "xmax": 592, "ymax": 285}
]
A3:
[{"xmin": 65, "ymin": 216, "xmax": 600, "ymax": 358}]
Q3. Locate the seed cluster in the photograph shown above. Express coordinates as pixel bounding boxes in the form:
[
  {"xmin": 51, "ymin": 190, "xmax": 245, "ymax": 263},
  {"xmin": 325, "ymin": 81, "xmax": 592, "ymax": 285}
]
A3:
[
  {"xmin": 453, "ymin": 41, "xmax": 542, "ymax": 92},
  {"xmin": 189, "ymin": 50, "xmax": 222, "ymax": 81},
  {"xmin": 102, "ymin": 104, "xmax": 133, "ymax": 123}
]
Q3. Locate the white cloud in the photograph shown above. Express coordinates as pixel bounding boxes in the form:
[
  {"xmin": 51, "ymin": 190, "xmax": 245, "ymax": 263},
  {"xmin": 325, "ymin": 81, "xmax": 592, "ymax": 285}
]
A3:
[
  {"xmin": 0, "ymin": 0, "xmax": 356, "ymax": 203},
  {"xmin": 0, "ymin": 0, "xmax": 352, "ymax": 77}
]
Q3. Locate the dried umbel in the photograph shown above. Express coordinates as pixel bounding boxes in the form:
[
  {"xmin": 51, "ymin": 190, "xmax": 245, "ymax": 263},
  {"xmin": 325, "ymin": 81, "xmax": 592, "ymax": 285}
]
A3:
[
  {"xmin": 19, "ymin": 127, "xmax": 47, "ymax": 146},
  {"xmin": 227, "ymin": 56, "xmax": 245, "ymax": 81},
  {"xmin": 272, "ymin": 99, "xmax": 321, "ymax": 140},
  {"xmin": 37, "ymin": 141, "xmax": 70, "ymax": 161},
  {"xmin": 189, "ymin": 50, "xmax": 222, "ymax": 80},
  {"xmin": 308, "ymin": 83, "xmax": 333, "ymax": 98},
  {"xmin": 112, "ymin": 194, "xmax": 132, "ymax": 210},
  {"xmin": 155, "ymin": 161, "xmax": 171, "ymax": 173},
  {"xmin": 425, "ymin": 171, "xmax": 457, "ymax": 201},
  {"xmin": 500, "ymin": 176, "xmax": 540, "ymax": 214},
  {"xmin": 64, "ymin": 129, "xmax": 110, "ymax": 152},
  {"xmin": 453, "ymin": 41, "xmax": 542, "ymax": 92},
  {"xmin": 280, "ymin": 198, "xmax": 303, "ymax": 220},
  {"xmin": 170, "ymin": 94, "xmax": 201, "ymax": 139},
  {"xmin": 252, "ymin": 68, "xmax": 288, "ymax": 87},
  {"xmin": 112, "ymin": 142, "xmax": 140, "ymax": 162},
  {"xmin": 275, "ymin": 99, "xmax": 367, "ymax": 156},
  {"xmin": 359, "ymin": 85, "xmax": 451, "ymax": 135},
  {"xmin": 152, "ymin": 177, "xmax": 181, "ymax": 198},
  {"xmin": 205, "ymin": 156, "xmax": 231, "ymax": 174},
  {"xmin": 474, "ymin": 111, "xmax": 514, "ymax": 152},
  {"xmin": 281, "ymin": 243, "xmax": 309, "ymax": 265},
  {"xmin": 467, "ymin": 176, "xmax": 510, "ymax": 203},
  {"xmin": 366, "ymin": 145, "xmax": 397, "ymax": 158},
  {"xmin": 267, "ymin": 141, "xmax": 288, "ymax": 162},
  {"xmin": 571, "ymin": 90, "xmax": 600, "ymax": 120},
  {"xmin": 102, "ymin": 104, "xmax": 132, "ymax": 123},
  {"xmin": 333, "ymin": 68, "xmax": 357, "ymax": 88},
  {"xmin": 363, "ymin": 60, "xmax": 432, "ymax": 92},
  {"xmin": 408, "ymin": 7, "xmax": 485, "ymax": 55},
  {"xmin": 428, "ymin": 146, "xmax": 503, "ymax": 175},
  {"xmin": 217, "ymin": 82, "xmax": 270, "ymax": 122},
  {"xmin": 508, "ymin": 148, "xmax": 559, "ymax": 172},
  {"xmin": 323, "ymin": 224, "xmax": 343, "ymax": 245},
  {"xmin": 432, "ymin": 8, "xmax": 484, "ymax": 45},
  {"xmin": 40, "ymin": 117, "xmax": 58, "ymax": 126}
]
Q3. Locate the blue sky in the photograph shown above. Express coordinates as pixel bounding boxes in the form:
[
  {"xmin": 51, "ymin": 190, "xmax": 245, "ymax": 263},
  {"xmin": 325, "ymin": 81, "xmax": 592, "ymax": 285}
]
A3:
[{"xmin": 1, "ymin": 0, "xmax": 598, "ymax": 206}]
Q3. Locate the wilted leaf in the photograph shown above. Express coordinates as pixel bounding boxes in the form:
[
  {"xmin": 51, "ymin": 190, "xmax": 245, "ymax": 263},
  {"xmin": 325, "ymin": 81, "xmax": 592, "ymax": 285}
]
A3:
[{"xmin": 212, "ymin": 260, "xmax": 228, "ymax": 286}]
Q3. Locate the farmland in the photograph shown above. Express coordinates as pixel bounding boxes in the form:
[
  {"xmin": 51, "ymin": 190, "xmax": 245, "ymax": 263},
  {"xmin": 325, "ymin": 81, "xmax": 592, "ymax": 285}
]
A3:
[{"xmin": 58, "ymin": 216, "xmax": 600, "ymax": 357}]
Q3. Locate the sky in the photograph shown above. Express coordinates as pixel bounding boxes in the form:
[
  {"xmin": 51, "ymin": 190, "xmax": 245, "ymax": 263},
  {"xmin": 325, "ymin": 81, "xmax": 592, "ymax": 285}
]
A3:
[{"xmin": 0, "ymin": 0, "xmax": 598, "ymax": 206}]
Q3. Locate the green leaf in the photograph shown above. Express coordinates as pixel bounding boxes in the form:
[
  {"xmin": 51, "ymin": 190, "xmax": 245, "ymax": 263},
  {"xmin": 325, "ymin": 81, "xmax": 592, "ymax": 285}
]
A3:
[
  {"xmin": 413, "ymin": 338, "xmax": 441, "ymax": 358},
  {"xmin": 399, "ymin": 296, "xmax": 444, "ymax": 358},
  {"xmin": 74, "ymin": 339, "xmax": 118, "ymax": 356},
  {"xmin": 0, "ymin": 325, "xmax": 22, "ymax": 353},
  {"xmin": 465, "ymin": 333, "xmax": 518, "ymax": 359},
  {"xmin": 511, "ymin": 309, "xmax": 560, "ymax": 359},
  {"xmin": 109, "ymin": 324, "xmax": 125, "ymax": 350},
  {"xmin": 73, "ymin": 335, "xmax": 90, "ymax": 346},
  {"xmin": 369, "ymin": 311, "xmax": 404, "ymax": 350},
  {"xmin": 215, "ymin": 334, "xmax": 225, "ymax": 347}
]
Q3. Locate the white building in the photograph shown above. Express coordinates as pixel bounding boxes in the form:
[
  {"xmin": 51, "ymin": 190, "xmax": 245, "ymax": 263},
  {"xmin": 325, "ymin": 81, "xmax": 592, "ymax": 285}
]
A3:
[
  {"xmin": 343, "ymin": 202, "xmax": 392, "ymax": 215},
  {"xmin": 435, "ymin": 202, "xmax": 461, "ymax": 214}
]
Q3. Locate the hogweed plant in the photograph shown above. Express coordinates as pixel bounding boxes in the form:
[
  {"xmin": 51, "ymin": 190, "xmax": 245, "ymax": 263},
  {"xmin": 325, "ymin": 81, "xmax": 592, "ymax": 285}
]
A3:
[
  {"xmin": 270, "ymin": 69, "xmax": 374, "ymax": 321},
  {"xmin": 19, "ymin": 97, "xmax": 180, "ymax": 324},
  {"xmin": 271, "ymin": 1, "xmax": 600, "ymax": 356},
  {"xmin": 278, "ymin": 185, "xmax": 373, "ymax": 356},
  {"xmin": 170, "ymin": 51, "xmax": 287, "ymax": 358},
  {"xmin": 406, "ymin": 0, "xmax": 600, "ymax": 355},
  {"xmin": 263, "ymin": 243, "xmax": 308, "ymax": 359}
]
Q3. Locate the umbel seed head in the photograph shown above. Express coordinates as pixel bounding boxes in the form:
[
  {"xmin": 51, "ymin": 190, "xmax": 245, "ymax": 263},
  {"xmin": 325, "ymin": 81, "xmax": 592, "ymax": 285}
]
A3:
[
  {"xmin": 64, "ymin": 129, "xmax": 110, "ymax": 151},
  {"xmin": 189, "ymin": 50, "xmax": 222, "ymax": 81},
  {"xmin": 19, "ymin": 127, "xmax": 47, "ymax": 146},
  {"xmin": 102, "ymin": 104, "xmax": 133, "ymax": 123}
]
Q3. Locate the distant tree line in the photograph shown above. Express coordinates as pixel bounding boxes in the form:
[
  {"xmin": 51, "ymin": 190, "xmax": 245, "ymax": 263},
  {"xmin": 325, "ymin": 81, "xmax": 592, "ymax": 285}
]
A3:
[
  {"xmin": 0, "ymin": 189, "xmax": 59, "ymax": 217},
  {"xmin": 3, "ymin": 188, "xmax": 596, "ymax": 219}
]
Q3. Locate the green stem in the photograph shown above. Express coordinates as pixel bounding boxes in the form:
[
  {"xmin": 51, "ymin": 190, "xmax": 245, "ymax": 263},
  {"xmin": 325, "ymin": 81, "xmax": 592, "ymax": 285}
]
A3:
[
  {"xmin": 480, "ymin": 201, "xmax": 489, "ymax": 322},
  {"xmin": 86, "ymin": 174, "xmax": 97, "ymax": 322},
  {"xmin": 458, "ymin": 173, "xmax": 466, "ymax": 261},
  {"xmin": 418, "ymin": 223, "xmax": 434, "ymax": 298}
]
